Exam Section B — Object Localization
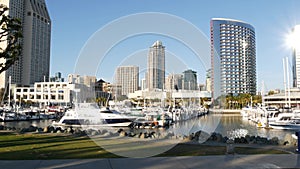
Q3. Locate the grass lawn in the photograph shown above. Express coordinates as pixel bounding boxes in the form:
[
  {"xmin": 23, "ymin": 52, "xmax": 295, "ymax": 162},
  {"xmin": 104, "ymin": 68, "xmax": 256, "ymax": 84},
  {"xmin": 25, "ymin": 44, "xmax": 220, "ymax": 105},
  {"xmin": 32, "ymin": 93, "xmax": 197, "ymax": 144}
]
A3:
[{"xmin": 0, "ymin": 132, "xmax": 289, "ymax": 160}]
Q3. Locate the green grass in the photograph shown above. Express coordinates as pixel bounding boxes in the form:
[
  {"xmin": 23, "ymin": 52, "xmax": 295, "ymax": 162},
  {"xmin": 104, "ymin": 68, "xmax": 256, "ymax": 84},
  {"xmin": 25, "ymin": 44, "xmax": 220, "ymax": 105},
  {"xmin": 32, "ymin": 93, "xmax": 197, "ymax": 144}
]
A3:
[
  {"xmin": 0, "ymin": 132, "xmax": 119, "ymax": 160},
  {"xmin": 0, "ymin": 132, "xmax": 289, "ymax": 160}
]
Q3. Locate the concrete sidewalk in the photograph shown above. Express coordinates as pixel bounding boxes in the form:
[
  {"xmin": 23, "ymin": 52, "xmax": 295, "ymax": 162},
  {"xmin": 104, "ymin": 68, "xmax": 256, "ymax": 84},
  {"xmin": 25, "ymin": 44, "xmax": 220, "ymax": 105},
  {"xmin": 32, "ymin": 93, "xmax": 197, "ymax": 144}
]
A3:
[{"xmin": 1, "ymin": 154, "xmax": 300, "ymax": 169}]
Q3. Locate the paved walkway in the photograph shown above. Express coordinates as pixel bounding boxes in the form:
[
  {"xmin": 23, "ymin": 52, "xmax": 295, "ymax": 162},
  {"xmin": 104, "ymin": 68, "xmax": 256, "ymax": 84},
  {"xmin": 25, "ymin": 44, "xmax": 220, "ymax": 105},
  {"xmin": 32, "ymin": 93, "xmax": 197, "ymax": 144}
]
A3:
[{"xmin": 2, "ymin": 154, "xmax": 300, "ymax": 169}]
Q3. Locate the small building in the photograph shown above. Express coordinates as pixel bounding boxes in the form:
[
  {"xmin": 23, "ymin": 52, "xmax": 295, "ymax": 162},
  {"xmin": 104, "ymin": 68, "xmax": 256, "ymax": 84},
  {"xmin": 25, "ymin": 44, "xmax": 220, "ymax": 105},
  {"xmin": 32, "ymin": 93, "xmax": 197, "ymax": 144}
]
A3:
[
  {"xmin": 263, "ymin": 88, "xmax": 300, "ymax": 108},
  {"xmin": 13, "ymin": 82, "xmax": 75, "ymax": 106}
]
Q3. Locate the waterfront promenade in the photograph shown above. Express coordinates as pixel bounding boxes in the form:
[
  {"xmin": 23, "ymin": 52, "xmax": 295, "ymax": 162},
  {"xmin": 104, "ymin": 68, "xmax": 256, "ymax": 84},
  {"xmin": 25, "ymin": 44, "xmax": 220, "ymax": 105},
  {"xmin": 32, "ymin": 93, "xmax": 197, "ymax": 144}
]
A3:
[{"xmin": 1, "ymin": 154, "xmax": 300, "ymax": 169}]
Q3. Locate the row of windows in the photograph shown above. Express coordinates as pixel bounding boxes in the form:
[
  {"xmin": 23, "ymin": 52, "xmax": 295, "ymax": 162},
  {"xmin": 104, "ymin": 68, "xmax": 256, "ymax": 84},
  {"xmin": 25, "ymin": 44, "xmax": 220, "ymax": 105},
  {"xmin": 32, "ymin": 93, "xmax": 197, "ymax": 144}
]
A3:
[{"xmin": 27, "ymin": 11, "xmax": 50, "ymax": 24}]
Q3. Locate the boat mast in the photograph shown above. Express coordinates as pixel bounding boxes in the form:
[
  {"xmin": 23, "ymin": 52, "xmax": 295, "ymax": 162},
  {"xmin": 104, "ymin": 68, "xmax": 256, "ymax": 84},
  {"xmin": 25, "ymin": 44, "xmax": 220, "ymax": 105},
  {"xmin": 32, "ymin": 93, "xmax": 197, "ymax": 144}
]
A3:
[
  {"xmin": 8, "ymin": 76, "xmax": 11, "ymax": 107},
  {"xmin": 286, "ymin": 57, "xmax": 291, "ymax": 108},
  {"xmin": 283, "ymin": 58, "xmax": 288, "ymax": 107}
]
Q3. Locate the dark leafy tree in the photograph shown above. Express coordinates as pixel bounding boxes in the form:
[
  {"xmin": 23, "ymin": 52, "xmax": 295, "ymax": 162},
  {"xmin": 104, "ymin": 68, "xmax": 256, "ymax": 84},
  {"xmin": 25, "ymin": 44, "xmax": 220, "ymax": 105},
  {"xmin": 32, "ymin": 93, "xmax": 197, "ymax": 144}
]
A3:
[{"xmin": 0, "ymin": 5, "xmax": 22, "ymax": 74}]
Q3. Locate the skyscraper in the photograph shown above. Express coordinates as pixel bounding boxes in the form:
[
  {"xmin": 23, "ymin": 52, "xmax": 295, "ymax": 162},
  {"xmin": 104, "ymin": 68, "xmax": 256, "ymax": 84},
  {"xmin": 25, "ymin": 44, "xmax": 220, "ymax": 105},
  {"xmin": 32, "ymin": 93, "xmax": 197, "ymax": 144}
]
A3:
[
  {"xmin": 0, "ymin": 0, "xmax": 51, "ymax": 88},
  {"xmin": 211, "ymin": 18, "xmax": 256, "ymax": 95},
  {"xmin": 183, "ymin": 69, "xmax": 197, "ymax": 90},
  {"xmin": 115, "ymin": 66, "xmax": 139, "ymax": 96},
  {"xmin": 292, "ymin": 25, "xmax": 300, "ymax": 88},
  {"xmin": 147, "ymin": 40, "xmax": 165, "ymax": 90}
]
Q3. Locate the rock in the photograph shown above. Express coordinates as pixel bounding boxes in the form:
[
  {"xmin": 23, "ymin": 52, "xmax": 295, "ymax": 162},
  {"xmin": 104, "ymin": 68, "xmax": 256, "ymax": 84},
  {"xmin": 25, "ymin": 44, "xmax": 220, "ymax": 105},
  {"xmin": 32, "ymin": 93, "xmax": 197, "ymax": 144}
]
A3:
[
  {"xmin": 149, "ymin": 132, "xmax": 156, "ymax": 138},
  {"xmin": 270, "ymin": 137, "xmax": 279, "ymax": 145},
  {"xmin": 128, "ymin": 132, "xmax": 136, "ymax": 137},
  {"xmin": 36, "ymin": 128, "xmax": 43, "ymax": 133},
  {"xmin": 28, "ymin": 125, "xmax": 37, "ymax": 132},
  {"xmin": 91, "ymin": 130, "xmax": 98, "ymax": 136},
  {"xmin": 240, "ymin": 137, "xmax": 248, "ymax": 144},
  {"xmin": 119, "ymin": 131, "xmax": 127, "ymax": 137},
  {"xmin": 102, "ymin": 129, "xmax": 108, "ymax": 135},
  {"xmin": 245, "ymin": 135, "xmax": 251, "ymax": 143},
  {"xmin": 215, "ymin": 133, "xmax": 223, "ymax": 142},
  {"xmin": 197, "ymin": 131, "xmax": 211, "ymax": 143},
  {"xmin": 139, "ymin": 132, "xmax": 145, "ymax": 139},
  {"xmin": 48, "ymin": 126, "xmax": 55, "ymax": 133},
  {"xmin": 66, "ymin": 127, "xmax": 74, "ymax": 134},
  {"xmin": 20, "ymin": 128, "xmax": 29, "ymax": 133},
  {"xmin": 43, "ymin": 127, "xmax": 48, "ymax": 133},
  {"xmin": 117, "ymin": 128, "xmax": 124, "ymax": 133},
  {"xmin": 222, "ymin": 136, "xmax": 229, "ymax": 143},
  {"xmin": 103, "ymin": 131, "xmax": 113, "ymax": 137}
]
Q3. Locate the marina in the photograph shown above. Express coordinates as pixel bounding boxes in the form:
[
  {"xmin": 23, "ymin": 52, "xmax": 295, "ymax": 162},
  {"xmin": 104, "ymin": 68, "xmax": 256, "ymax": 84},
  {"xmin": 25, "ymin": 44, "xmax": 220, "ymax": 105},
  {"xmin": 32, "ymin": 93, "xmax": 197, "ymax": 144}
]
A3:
[{"xmin": 0, "ymin": 111, "xmax": 295, "ymax": 142}]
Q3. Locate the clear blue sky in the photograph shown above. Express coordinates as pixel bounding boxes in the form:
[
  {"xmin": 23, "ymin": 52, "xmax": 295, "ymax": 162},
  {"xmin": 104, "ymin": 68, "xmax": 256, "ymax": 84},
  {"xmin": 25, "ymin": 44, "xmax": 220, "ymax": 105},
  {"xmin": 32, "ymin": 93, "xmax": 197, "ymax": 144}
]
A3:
[{"xmin": 47, "ymin": 0, "xmax": 300, "ymax": 92}]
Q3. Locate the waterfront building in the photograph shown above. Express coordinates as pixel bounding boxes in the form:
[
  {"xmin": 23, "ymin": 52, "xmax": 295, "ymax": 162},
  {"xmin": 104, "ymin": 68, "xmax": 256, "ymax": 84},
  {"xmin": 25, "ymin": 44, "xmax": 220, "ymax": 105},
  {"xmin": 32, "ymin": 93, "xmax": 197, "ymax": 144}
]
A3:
[
  {"xmin": 0, "ymin": 0, "xmax": 51, "ymax": 88},
  {"xmin": 210, "ymin": 18, "xmax": 256, "ymax": 95},
  {"xmin": 114, "ymin": 66, "xmax": 139, "ymax": 96},
  {"xmin": 183, "ymin": 69, "xmax": 197, "ymax": 90},
  {"xmin": 13, "ymin": 82, "xmax": 75, "ymax": 105},
  {"xmin": 146, "ymin": 41, "xmax": 165, "ymax": 90},
  {"xmin": 128, "ymin": 90, "xmax": 211, "ymax": 106},
  {"xmin": 165, "ymin": 74, "xmax": 183, "ymax": 91},
  {"xmin": 94, "ymin": 79, "xmax": 110, "ymax": 101},
  {"xmin": 263, "ymin": 88, "xmax": 300, "ymax": 108},
  {"xmin": 67, "ymin": 74, "xmax": 96, "ymax": 102},
  {"xmin": 292, "ymin": 25, "xmax": 300, "ymax": 88}
]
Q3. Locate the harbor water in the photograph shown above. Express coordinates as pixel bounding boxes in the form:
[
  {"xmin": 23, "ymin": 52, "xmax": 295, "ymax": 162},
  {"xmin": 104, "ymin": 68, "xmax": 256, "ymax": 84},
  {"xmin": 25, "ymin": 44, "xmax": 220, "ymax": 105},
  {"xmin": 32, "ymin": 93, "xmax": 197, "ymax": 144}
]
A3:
[{"xmin": 0, "ymin": 113, "xmax": 295, "ymax": 141}]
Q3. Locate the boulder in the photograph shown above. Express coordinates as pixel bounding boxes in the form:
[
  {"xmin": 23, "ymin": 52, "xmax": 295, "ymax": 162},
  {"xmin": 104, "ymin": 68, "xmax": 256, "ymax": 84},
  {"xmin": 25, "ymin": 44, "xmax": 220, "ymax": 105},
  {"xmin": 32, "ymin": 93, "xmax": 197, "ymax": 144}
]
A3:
[
  {"xmin": 43, "ymin": 127, "xmax": 48, "ymax": 133},
  {"xmin": 119, "ymin": 131, "xmax": 127, "ymax": 137},
  {"xmin": 28, "ymin": 125, "xmax": 37, "ymax": 132},
  {"xmin": 270, "ymin": 137, "xmax": 279, "ymax": 145}
]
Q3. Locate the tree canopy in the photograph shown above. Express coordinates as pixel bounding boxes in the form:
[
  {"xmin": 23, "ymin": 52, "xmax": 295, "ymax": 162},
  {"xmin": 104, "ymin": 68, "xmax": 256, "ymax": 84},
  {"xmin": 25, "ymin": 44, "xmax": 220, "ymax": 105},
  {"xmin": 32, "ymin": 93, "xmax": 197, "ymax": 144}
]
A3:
[{"xmin": 0, "ymin": 5, "xmax": 22, "ymax": 74}]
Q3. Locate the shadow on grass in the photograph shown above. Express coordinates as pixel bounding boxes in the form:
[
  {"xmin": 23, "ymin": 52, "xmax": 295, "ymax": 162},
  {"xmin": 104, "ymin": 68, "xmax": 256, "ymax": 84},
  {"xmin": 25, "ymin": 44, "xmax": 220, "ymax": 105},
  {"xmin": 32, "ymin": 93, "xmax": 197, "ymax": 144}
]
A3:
[
  {"xmin": 0, "ymin": 134, "xmax": 120, "ymax": 160},
  {"xmin": 0, "ymin": 133, "xmax": 88, "ymax": 148}
]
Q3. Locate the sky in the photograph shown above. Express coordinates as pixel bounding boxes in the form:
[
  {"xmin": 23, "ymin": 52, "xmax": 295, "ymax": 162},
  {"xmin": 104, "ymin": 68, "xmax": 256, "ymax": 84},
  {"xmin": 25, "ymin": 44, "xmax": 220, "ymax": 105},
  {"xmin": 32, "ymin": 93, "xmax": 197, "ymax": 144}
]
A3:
[{"xmin": 46, "ymin": 0, "xmax": 300, "ymax": 92}]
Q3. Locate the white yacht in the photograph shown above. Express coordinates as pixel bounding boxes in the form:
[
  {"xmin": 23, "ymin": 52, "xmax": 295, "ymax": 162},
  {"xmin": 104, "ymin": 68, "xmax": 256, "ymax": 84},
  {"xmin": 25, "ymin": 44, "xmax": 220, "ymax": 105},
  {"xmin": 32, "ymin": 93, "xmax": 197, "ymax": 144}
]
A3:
[
  {"xmin": 53, "ymin": 103, "xmax": 136, "ymax": 128},
  {"xmin": 268, "ymin": 109, "xmax": 300, "ymax": 130}
]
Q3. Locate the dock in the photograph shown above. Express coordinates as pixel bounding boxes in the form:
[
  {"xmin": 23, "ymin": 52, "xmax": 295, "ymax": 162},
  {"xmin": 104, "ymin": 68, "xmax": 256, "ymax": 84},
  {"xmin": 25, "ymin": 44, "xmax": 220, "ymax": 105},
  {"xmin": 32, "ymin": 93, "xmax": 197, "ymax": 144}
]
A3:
[{"xmin": 209, "ymin": 109, "xmax": 241, "ymax": 114}]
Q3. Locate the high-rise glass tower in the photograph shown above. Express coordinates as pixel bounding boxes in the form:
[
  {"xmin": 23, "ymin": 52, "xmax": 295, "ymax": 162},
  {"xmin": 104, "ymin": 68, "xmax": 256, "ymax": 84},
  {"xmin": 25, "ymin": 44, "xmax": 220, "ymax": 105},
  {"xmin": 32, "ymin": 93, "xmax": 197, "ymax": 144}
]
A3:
[
  {"xmin": 146, "ymin": 41, "xmax": 165, "ymax": 90},
  {"xmin": 292, "ymin": 25, "xmax": 300, "ymax": 88},
  {"xmin": 183, "ymin": 69, "xmax": 197, "ymax": 90},
  {"xmin": 115, "ymin": 66, "xmax": 139, "ymax": 96},
  {"xmin": 0, "ymin": 0, "xmax": 51, "ymax": 88},
  {"xmin": 211, "ymin": 18, "xmax": 256, "ymax": 95}
]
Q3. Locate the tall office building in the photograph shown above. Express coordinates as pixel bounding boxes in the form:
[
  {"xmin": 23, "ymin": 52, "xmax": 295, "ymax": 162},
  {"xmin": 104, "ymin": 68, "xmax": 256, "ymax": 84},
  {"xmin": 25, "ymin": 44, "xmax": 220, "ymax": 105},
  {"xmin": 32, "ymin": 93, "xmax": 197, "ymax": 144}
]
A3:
[
  {"xmin": 211, "ymin": 18, "xmax": 256, "ymax": 95},
  {"xmin": 115, "ymin": 66, "xmax": 139, "ymax": 96},
  {"xmin": 292, "ymin": 25, "xmax": 300, "ymax": 88},
  {"xmin": 0, "ymin": 0, "xmax": 51, "ymax": 88},
  {"xmin": 183, "ymin": 69, "xmax": 197, "ymax": 90},
  {"xmin": 146, "ymin": 40, "xmax": 165, "ymax": 90}
]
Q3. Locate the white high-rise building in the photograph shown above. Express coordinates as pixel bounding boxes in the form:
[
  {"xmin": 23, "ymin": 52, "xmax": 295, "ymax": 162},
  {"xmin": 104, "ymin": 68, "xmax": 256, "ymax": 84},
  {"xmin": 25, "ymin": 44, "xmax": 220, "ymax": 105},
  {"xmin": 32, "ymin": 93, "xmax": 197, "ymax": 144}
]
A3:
[
  {"xmin": 211, "ymin": 18, "xmax": 256, "ymax": 95},
  {"xmin": 292, "ymin": 25, "xmax": 300, "ymax": 88},
  {"xmin": 0, "ymin": 0, "xmax": 51, "ymax": 88},
  {"xmin": 115, "ymin": 66, "xmax": 139, "ymax": 96},
  {"xmin": 147, "ymin": 41, "xmax": 165, "ymax": 90}
]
